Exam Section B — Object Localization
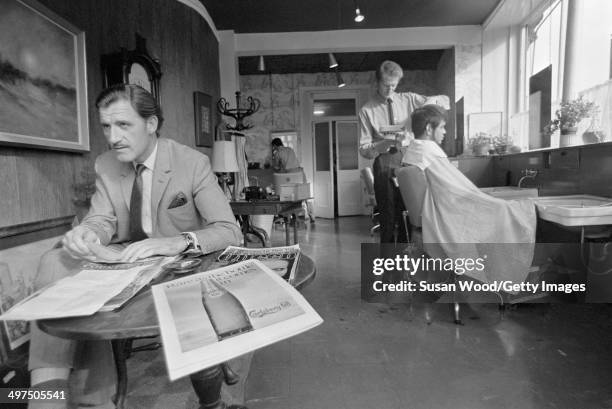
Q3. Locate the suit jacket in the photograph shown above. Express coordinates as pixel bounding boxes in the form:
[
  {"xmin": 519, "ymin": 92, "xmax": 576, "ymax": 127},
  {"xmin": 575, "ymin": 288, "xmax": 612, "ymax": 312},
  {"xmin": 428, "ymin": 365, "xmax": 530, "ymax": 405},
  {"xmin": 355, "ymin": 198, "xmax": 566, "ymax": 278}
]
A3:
[{"xmin": 80, "ymin": 138, "xmax": 242, "ymax": 253}]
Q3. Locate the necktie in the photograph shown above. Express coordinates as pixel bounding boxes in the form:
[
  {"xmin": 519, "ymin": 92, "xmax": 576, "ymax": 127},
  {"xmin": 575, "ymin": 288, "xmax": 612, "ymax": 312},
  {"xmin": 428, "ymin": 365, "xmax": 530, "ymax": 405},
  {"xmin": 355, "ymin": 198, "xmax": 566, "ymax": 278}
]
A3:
[
  {"xmin": 387, "ymin": 98, "xmax": 395, "ymax": 125},
  {"xmin": 129, "ymin": 164, "xmax": 147, "ymax": 242},
  {"xmin": 386, "ymin": 98, "xmax": 398, "ymax": 154}
]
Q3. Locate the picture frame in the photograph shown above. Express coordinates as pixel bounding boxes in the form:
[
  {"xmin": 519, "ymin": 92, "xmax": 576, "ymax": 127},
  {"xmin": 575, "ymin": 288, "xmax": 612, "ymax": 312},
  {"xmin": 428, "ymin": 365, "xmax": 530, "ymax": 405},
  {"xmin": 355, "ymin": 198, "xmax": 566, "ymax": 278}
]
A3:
[
  {"xmin": 194, "ymin": 91, "xmax": 213, "ymax": 147},
  {"xmin": 0, "ymin": 0, "xmax": 89, "ymax": 152}
]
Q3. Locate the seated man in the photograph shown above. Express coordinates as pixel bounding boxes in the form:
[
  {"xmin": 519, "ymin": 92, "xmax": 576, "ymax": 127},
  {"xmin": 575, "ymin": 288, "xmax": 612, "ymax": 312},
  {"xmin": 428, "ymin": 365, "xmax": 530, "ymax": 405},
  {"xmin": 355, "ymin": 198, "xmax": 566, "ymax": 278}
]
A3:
[
  {"xmin": 401, "ymin": 105, "xmax": 537, "ymax": 287},
  {"xmin": 29, "ymin": 84, "xmax": 243, "ymax": 409}
]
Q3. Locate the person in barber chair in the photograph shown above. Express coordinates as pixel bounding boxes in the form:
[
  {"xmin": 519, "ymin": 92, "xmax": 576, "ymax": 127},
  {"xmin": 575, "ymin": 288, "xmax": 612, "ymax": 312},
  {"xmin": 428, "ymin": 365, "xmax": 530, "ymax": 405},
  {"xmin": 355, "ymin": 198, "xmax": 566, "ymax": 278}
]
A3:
[
  {"xmin": 400, "ymin": 105, "xmax": 541, "ymax": 295},
  {"xmin": 28, "ymin": 84, "xmax": 245, "ymax": 409}
]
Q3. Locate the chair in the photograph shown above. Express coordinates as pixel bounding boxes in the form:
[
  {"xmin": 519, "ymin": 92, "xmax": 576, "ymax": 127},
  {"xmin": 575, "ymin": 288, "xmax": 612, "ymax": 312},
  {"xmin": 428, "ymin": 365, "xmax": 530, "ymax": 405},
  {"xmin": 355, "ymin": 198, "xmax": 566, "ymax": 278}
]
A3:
[
  {"xmin": 395, "ymin": 165, "xmax": 462, "ymax": 324},
  {"xmin": 361, "ymin": 167, "xmax": 380, "ymax": 236}
]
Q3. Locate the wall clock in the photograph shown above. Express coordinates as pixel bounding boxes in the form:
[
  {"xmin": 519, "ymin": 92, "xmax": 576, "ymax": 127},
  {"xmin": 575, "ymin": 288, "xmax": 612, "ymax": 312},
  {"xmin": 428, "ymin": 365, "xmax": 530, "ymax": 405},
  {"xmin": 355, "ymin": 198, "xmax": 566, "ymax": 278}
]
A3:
[{"xmin": 101, "ymin": 33, "xmax": 162, "ymax": 103}]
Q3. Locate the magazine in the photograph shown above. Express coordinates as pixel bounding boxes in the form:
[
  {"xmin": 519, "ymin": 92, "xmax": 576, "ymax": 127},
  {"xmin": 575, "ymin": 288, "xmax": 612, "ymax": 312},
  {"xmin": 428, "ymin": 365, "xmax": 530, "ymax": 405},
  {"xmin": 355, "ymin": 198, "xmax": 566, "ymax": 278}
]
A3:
[
  {"xmin": 152, "ymin": 259, "xmax": 323, "ymax": 381},
  {"xmin": 0, "ymin": 257, "xmax": 175, "ymax": 320},
  {"xmin": 215, "ymin": 245, "xmax": 301, "ymax": 284}
]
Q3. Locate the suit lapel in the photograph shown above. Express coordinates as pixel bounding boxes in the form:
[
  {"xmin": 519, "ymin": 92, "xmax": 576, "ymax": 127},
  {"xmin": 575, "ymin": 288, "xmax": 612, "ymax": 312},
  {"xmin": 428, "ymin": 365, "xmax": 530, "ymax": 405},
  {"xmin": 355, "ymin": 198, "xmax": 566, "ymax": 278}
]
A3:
[
  {"xmin": 151, "ymin": 138, "xmax": 173, "ymax": 230},
  {"xmin": 119, "ymin": 162, "xmax": 135, "ymax": 209}
]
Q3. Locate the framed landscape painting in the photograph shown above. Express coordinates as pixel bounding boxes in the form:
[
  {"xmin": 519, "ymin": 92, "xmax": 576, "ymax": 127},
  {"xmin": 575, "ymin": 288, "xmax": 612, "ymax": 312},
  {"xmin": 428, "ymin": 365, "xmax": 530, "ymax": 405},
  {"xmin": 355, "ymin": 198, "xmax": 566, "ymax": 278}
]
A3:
[
  {"xmin": 194, "ymin": 91, "xmax": 213, "ymax": 147},
  {"xmin": 0, "ymin": 0, "xmax": 89, "ymax": 151}
]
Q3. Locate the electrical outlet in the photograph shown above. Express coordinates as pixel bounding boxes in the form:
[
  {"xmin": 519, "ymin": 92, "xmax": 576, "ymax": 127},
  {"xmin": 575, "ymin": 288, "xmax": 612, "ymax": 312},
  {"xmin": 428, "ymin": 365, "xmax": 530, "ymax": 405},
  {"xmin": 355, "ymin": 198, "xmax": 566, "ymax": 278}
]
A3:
[{"xmin": 528, "ymin": 157, "xmax": 540, "ymax": 166}]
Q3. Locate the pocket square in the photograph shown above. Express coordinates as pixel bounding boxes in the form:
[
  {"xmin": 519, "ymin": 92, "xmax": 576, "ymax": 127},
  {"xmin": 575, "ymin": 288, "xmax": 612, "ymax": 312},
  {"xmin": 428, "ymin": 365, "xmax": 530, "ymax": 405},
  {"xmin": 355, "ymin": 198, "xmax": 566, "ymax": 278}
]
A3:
[{"xmin": 168, "ymin": 192, "xmax": 188, "ymax": 209}]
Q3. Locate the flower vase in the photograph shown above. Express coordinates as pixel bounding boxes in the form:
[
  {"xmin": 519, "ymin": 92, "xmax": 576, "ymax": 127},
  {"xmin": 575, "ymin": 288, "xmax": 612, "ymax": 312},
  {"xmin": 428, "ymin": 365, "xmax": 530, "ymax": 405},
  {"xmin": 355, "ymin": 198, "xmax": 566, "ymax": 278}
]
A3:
[{"xmin": 559, "ymin": 127, "xmax": 578, "ymax": 147}]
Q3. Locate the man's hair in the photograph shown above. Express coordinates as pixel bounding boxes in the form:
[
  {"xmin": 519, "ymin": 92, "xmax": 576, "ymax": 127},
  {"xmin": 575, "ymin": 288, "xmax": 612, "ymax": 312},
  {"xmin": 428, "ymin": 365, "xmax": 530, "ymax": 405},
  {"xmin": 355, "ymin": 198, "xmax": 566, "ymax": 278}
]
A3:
[
  {"xmin": 271, "ymin": 138, "xmax": 283, "ymax": 147},
  {"xmin": 375, "ymin": 60, "xmax": 404, "ymax": 82},
  {"xmin": 95, "ymin": 84, "xmax": 164, "ymax": 134},
  {"xmin": 411, "ymin": 105, "xmax": 447, "ymax": 138}
]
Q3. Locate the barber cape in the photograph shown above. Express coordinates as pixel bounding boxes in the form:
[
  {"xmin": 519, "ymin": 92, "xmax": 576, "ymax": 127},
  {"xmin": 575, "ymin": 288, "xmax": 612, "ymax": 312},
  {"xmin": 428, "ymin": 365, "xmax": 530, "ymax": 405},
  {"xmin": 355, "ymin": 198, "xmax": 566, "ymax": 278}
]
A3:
[{"xmin": 401, "ymin": 140, "xmax": 536, "ymax": 287}]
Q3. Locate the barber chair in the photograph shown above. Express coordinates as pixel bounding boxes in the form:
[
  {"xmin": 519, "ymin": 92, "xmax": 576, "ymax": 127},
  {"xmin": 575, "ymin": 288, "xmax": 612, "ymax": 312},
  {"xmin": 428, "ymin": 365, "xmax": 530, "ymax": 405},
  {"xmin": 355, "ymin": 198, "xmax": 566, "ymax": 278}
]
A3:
[
  {"xmin": 360, "ymin": 167, "xmax": 380, "ymax": 236},
  {"xmin": 395, "ymin": 165, "xmax": 462, "ymax": 324}
]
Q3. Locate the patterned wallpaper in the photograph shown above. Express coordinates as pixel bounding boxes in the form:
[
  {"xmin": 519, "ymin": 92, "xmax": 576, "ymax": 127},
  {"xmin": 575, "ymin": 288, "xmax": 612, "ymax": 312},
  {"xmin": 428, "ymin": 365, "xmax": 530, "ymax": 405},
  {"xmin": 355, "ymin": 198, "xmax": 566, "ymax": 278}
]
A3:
[{"xmin": 239, "ymin": 70, "xmax": 439, "ymax": 163}]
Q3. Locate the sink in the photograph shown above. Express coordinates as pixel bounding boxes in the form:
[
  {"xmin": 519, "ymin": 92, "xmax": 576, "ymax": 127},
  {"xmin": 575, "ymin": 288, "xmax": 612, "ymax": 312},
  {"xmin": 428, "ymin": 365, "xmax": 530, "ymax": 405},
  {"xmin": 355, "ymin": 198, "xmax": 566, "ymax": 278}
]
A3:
[
  {"xmin": 532, "ymin": 195, "xmax": 612, "ymax": 226},
  {"xmin": 481, "ymin": 186, "xmax": 539, "ymax": 200}
]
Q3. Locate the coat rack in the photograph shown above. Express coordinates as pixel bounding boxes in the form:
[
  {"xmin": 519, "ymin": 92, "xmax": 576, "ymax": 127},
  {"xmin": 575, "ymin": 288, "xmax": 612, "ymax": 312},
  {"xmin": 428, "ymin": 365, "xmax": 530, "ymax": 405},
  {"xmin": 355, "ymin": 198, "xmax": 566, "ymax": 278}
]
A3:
[{"xmin": 217, "ymin": 91, "xmax": 261, "ymax": 132}]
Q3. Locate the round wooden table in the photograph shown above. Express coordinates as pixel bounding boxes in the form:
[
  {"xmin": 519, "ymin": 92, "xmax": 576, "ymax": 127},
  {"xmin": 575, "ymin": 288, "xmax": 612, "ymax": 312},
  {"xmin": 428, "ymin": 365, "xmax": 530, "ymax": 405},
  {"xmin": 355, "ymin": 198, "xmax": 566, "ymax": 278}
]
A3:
[{"xmin": 39, "ymin": 253, "xmax": 316, "ymax": 409}]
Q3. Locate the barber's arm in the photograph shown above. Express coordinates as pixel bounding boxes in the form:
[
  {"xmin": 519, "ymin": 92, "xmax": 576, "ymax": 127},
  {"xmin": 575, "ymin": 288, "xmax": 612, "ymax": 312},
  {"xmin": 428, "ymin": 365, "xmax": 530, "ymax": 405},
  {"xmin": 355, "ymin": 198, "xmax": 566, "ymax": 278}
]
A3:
[
  {"xmin": 358, "ymin": 109, "xmax": 398, "ymax": 158},
  {"xmin": 411, "ymin": 92, "xmax": 450, "ymax": 110}
]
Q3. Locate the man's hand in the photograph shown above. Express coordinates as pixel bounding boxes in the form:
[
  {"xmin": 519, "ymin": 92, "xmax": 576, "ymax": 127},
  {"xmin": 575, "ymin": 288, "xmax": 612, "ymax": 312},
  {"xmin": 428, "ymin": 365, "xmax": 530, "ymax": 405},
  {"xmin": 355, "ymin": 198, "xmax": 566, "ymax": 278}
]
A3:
[
  {"xmin": 120, "ymin": 236, "xmax": 188, "ymax": 262},
  {"xmin": 62, "ymin": 226, "xmax": 100, "ymax": 260},
  {"xmin": 375, "ymin": 139, "xmax": 399, "ymax": 154}
]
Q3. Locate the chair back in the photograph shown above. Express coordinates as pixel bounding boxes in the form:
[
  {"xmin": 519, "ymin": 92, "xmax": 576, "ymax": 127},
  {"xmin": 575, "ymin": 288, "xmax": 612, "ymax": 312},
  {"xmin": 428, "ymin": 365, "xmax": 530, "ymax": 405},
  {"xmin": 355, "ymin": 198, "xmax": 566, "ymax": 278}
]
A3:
[
  {"xmin": 396, "ymin": 165, "xmax": 427, "ymax": 227},
  {"xmin": 361, "ymin": 167, "xmax": 375, "ymax": 196}
]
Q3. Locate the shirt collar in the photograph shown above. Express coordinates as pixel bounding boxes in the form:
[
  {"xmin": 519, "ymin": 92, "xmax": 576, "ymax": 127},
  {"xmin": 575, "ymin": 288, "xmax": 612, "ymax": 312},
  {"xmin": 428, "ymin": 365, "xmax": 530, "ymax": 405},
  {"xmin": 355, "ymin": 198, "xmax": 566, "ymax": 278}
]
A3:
[{"xmin": 134, "ymin": 141, "xmax": 158, "ymax": 171}]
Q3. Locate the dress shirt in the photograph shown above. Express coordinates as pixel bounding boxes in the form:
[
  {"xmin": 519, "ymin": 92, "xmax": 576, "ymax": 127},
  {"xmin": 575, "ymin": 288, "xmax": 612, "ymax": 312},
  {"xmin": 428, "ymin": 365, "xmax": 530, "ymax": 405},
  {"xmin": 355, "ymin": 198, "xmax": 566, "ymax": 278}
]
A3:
[
  {"xmin": 271, "ymin": 146, "xmax": 301, "ymax": 172},
  {"xmin": 358, "ymin": 92, "xmax": 450, "ymax": 159}
]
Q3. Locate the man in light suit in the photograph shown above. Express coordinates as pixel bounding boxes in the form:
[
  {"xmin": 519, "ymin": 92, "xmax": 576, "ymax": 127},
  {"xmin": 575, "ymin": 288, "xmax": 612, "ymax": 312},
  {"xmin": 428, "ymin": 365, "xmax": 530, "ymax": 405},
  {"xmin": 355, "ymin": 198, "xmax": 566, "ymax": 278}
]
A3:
[{"xmin": 28, "ymin": 84, "xmax": 243, "ymax": 409}]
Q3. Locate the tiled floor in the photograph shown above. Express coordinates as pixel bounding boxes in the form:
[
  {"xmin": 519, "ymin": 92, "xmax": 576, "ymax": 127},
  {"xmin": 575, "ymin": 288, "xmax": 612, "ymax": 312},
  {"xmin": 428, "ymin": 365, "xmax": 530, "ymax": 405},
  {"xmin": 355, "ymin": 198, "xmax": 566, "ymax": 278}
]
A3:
[{"xmin": 126, "ymin": 216, "xmax": 612, "ymax": 409}]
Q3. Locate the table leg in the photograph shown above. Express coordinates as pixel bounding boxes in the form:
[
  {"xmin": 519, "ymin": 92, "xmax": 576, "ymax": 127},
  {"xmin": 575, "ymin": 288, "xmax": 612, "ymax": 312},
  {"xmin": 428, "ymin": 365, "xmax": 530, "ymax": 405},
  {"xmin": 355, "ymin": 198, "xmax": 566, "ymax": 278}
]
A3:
[
  {"xmin": 111, "ymin": 339, "xmax": 130, "ymax": 409},
  {"xmin": 241, "ymin": 216, "xmax": 249, "ymax": 247},
  {"xmin": 283, "ymin": 216, "xmax": 290, "ymax": 245},
  {"xmin": 190, "ymin": 365, "xmax": 247, "ymax": 409},
  {"xmin": 292, "ymin": 213, "xmax": 298, "ymax": 244}
]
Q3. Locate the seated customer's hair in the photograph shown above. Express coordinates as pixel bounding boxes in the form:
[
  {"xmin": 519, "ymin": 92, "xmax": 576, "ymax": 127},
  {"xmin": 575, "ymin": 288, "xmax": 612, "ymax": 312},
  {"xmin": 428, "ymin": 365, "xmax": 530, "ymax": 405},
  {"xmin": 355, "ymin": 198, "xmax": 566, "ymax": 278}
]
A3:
[
  {"xmin": 411, "ymin": 104, "xmax": 447, "ymax": 138},
  {"xmin": 271, "ymin": 138, "xmax": 283, "ymax": 147}
]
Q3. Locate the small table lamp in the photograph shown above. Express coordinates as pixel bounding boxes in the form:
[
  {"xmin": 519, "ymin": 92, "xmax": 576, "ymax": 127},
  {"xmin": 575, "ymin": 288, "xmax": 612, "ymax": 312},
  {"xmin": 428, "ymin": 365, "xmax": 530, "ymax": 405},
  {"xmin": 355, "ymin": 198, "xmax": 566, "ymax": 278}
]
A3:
[{"xmin": 212, "ymin": 140, "xmax": 239, "ymax": 200}]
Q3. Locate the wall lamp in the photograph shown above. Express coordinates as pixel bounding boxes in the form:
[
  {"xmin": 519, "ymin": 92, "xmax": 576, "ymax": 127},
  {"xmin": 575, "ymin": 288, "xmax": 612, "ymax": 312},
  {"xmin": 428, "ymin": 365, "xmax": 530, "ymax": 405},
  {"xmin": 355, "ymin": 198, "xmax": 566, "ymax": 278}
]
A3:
[
  {"xmin": 336, "ymin": 70, "xmax": 346, "ymax": 88},
  {"xmin": 257, "ymin": 55, "xmax": 265, "ymax": 71},
  {"xmin": 354, "ymin": 1, "xmax": 365, "ymax": 22},
  {"xmin": 328, "ymin": 53, "xmax": 338, "ymax": 68}
]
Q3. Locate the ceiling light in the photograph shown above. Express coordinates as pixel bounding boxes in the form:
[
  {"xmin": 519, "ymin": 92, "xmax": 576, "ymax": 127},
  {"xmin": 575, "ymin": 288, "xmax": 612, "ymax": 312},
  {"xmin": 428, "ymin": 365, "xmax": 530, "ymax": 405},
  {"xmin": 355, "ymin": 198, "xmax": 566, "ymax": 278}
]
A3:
[
  {"xmin": 354, "ymin": 3, "xmax": 365, "ymax": 22},
  {"xmin": 258, "ymin": 55, "xmax": 265, "ymax": 71},
  {"xmin": 336, "ymin": 70, "xmax": 346, "ymax": 88},
  {"xmin": 314, "ymin": 110, "xmax": 325, "ymax": 115},
  {"xmin": 328, "ymin": 53, "xmax": 338, "ymax": 69}
]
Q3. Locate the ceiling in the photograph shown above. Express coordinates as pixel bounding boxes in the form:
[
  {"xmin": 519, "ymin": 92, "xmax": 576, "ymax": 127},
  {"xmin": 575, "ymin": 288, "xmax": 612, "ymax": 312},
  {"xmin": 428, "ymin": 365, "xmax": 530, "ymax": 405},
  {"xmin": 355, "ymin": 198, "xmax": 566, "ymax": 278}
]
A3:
[
  {"xmin": 238, "ymin": 49, "xmax": 446, "ymax": 75},
  {"xmin": 202, "ymin": 0, "xmax": 500, "ymax": 33}
]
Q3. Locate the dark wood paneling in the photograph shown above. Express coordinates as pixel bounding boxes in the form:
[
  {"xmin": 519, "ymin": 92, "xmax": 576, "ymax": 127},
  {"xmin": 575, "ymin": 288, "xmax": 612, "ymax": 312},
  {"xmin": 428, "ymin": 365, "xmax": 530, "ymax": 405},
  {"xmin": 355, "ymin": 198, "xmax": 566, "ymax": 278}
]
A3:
[{"xmin": 0, "ymin": 0, "xmax": 220, "ymax": 235}]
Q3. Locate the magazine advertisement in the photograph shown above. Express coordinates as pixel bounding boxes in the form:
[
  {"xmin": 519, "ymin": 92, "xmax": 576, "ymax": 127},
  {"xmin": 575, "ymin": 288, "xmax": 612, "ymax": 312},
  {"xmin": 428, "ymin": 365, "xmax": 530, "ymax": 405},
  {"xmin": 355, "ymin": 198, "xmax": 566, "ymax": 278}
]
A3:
[
  {"xmin": 216, "ymin": 245, "xmax": 301, "ymax": 283},
  {"xmin": 0, "ymin": 257, "xmax": 175, "ymax": 321},
  {"xmin": 152, "ymin": 259, "xmax": 322, "ymax": 381}
]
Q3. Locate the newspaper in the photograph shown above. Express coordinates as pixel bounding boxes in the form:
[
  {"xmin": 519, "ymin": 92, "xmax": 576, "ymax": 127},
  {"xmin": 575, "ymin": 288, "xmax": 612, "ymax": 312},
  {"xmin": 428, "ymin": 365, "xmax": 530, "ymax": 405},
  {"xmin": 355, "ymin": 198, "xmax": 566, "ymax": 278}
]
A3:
[
  {"xmin": 0, "ymin": 257, "xmax": 175, "ymax": 320},
  {"xmin": 152, "ymin": 259, "xmax": 323, "ymax": 380},
  {"xmin": 215, "ymin": 245, "xmax": 301, "ymax": 284}
]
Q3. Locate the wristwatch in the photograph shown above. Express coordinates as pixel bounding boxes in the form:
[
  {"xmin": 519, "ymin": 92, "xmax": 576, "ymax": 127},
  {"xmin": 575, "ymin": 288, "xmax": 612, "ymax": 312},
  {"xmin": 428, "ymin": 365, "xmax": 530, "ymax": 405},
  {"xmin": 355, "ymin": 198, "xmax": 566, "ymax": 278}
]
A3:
[{"xmin": 180, "ymin": 232, "xmax": 196, "ymax": 252}]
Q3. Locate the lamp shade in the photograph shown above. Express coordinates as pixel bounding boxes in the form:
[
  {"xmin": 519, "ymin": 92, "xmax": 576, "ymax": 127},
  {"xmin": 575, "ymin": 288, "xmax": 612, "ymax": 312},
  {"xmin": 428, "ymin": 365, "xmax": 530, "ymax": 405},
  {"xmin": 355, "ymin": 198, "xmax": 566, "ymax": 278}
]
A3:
[
  {"xmin": 328, "ymin": 53, "xmax": 338, "ymax": 68},
  {"xmin": 212, "ymin": 141, "xmax": 239, "ymax": 172},
  {"xmin": 258, "ymin": 55, "xmax": 266, "ymax": 71}
]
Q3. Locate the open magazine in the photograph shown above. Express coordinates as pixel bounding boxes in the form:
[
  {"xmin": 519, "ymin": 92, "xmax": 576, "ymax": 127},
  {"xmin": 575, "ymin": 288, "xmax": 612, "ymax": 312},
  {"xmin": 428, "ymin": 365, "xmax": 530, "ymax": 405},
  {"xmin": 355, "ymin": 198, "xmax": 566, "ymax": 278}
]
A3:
[
  {"xmin": 0, "ymin": 257, "xmax": 176, "ymax": 320},
  {"xmin": 152, "ymin": 259, "xmax": 323, "ymax": 380},
  {"xmin": 215, "ymin": 245, "xmax": 301, "ymax": 284}
]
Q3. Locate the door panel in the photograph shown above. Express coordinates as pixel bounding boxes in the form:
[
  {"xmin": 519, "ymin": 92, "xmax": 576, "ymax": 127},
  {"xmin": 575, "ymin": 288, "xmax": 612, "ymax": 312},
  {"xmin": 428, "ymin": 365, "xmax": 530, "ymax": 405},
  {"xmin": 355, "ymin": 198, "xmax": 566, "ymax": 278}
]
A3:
[
  {"xmin": 335, "ymin": 121, "xmax": 362, "ymax": 216},
  {"xmin": 313, "ymin": 122, "xmax": 334, "ymax": 218}
]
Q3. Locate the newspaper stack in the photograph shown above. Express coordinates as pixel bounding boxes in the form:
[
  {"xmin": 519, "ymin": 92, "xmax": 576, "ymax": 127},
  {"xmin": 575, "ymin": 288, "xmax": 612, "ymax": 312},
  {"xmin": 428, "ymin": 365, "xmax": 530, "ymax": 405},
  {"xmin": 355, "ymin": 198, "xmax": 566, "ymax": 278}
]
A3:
[
  {"xmin": 0, "ymin": 257, "xmax": 175, "ymax": 320},
  {"xmin": 215, "ymin": 245, "xmax": 301, "ymax": 284},
  {"xmin": 152, "ymin": 259, "xmax": 322, "ymax": 380}
]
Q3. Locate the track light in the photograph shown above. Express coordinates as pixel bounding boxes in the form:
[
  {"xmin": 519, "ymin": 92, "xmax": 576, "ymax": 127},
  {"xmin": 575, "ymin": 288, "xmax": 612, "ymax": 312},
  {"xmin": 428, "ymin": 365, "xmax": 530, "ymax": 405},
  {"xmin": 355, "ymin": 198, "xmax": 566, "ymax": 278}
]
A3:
[
  {"xmin": 258, "ymin": 55, "xmax": 265, "ymax": 72},
  {"xmin": 354, "ymin": 3, "xmax": 364, "ymax": 22},
  {"xmin": 336, "ymin": 70, "xmax": 346, "ymax": 88},
  {"xmin": 328, "ymin": 53, "xmax": 338, "ymax": 69}
]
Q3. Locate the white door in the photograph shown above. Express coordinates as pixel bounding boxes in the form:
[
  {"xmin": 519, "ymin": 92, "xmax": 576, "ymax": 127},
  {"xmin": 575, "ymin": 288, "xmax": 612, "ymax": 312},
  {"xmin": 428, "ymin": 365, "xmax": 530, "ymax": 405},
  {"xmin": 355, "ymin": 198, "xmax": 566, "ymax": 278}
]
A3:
[
  {"xmin": 313, "ymin": 121, "xmax": 334, "ymax": 218},
  {"xmin": 335, "ymin": 121, "xmax": 362, "ymax": 216}
]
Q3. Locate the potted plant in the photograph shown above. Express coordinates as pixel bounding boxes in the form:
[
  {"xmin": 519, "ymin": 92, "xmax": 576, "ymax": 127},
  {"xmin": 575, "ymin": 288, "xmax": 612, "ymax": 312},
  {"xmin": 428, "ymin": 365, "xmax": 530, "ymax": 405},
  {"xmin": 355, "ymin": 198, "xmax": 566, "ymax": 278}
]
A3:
[
  {"xmin": 544, "ymin": 97, "xmax": 597, "ymax": 147},
  {"xmin": 492, "ymin": 135, "xmax": 513, "ymax": 155},
  {"xmin": 468, "ymin": 132, "xmax": 493, "ymax": 156}
]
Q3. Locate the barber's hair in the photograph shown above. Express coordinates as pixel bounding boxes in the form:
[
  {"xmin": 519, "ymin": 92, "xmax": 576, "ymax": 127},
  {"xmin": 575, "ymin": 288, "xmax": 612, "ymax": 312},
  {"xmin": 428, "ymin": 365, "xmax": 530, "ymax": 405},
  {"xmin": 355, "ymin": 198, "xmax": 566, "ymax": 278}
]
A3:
[
  {"xmin": 95, "ymin": 84, "xmax": 164, "ymax": 134},
  {"xmin": 375, "ymin": 60, "xmax": 404, "ymax": 82},
  {"xmin": 271, "ymin": 138, "xmax": 283, "ymax": 147},
  {"xmin": 411, "ymin": 105, "xmax": 447, "ymax": 138}
]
